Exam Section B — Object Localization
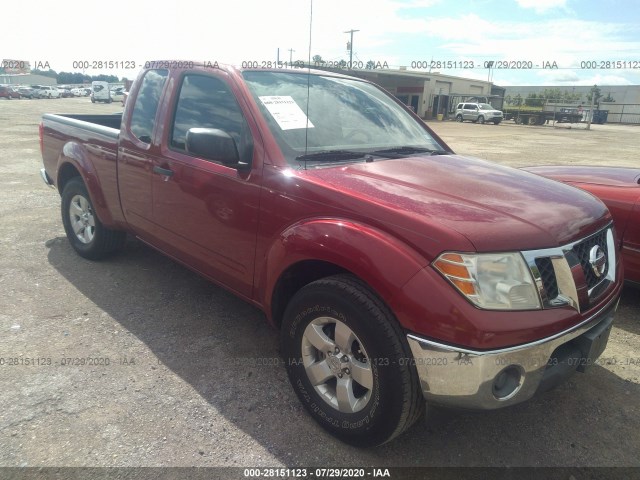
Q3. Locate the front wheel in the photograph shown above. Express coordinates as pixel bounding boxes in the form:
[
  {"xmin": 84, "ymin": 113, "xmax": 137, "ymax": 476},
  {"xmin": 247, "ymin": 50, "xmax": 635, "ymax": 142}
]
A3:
[
  {"xmin": 455, "ymin": 115, "xmax": 463, "ymax": 122},
  {"xmin": 478, "ymin": 116, "xmax": 485, "ymax": 124},
  {"xmin": 281, "ymin": 275, "xmax": 424, "ymax": 446},
  {"xmin": 61, "ymin": 177, "xmax": 125, "ymax": 260}
]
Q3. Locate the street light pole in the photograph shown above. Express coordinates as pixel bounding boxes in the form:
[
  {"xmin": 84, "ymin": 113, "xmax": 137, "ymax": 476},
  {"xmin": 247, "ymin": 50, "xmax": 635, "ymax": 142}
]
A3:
[{"xmin": 344, "ymin": 29, "xmax": 359, "ymax": 68}]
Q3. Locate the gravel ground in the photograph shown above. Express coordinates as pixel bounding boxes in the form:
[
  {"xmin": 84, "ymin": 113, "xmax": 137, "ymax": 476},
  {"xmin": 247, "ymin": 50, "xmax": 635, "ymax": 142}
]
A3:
[{"xmin": 0, "ymin": 97, "xmax": 638, "ymax": 472}]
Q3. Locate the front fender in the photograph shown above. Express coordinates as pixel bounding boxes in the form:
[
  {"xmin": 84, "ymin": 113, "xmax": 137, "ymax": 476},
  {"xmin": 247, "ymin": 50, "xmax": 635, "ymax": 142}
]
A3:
[{"xmin": 259, "ymin": 218, "xmax": 429, "ymax": 327}]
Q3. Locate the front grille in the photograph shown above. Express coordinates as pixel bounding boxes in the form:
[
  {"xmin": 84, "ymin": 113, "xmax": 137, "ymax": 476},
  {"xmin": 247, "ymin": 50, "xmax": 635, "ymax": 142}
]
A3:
[
  {"xmin": 535, "ymin": 257, "xmax": 558, "ymax": 300},
  {"xmin": 523, "ymin": 225, "xmax": 614, "ymax": 312},
  {"xmin": 572, "ymin": 229, "xmax": 609, "ymax": 289}
]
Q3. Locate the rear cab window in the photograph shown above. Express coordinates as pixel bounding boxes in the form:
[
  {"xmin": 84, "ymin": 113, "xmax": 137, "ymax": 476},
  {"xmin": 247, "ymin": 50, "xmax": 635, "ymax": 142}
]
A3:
[{"xmin": 129, "ymin": 69, "xmax": 169, "ymax": 143}]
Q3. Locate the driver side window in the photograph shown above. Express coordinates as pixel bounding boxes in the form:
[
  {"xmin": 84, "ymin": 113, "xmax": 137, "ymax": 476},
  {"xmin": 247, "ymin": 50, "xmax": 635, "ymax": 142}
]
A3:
[{"xmin": 170, "ymin": 74, "xmax": 253, "ymax": 165}]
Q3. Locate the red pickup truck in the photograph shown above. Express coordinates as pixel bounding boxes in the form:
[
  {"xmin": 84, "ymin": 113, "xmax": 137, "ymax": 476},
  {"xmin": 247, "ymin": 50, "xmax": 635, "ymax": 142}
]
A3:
[{"xmin": 40, "ymin": 63, "xmax": 622, "ymax": 446}]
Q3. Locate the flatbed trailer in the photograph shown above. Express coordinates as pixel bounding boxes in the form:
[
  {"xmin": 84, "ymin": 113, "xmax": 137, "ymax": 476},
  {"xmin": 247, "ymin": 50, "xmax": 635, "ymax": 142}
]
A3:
[{"xmin": 504, "ymin": 108, "xmax": 583, "ymax": 125}]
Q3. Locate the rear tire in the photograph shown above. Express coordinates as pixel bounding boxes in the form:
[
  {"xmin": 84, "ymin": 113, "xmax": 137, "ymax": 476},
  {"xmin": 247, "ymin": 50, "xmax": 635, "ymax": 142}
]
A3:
[
  {"xmin": 478, "ymin": 116, "xmax": 485, "ymax": 124},
  {"xmin": 61, "ymin": 177, "xmax": 125, "ymax": 260},
  {"xmin": 281, "ymin": 274, "xmax": 424, "ymax": 447}
]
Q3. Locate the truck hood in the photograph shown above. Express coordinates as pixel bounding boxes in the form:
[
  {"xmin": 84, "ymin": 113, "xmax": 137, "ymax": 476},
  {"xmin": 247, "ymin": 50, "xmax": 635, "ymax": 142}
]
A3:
[{"xmin": 308, "ymin": 154, "xmax": 611, "ymax": 252}]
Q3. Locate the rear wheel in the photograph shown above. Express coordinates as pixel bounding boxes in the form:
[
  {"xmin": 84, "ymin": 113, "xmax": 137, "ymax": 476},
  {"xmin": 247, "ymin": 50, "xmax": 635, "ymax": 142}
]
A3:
[
  {"xmin": 281, "ymin": 274, "xmax": 424, "ymax": 446},
  {"xmin": 478, "ymin": 116, "xmax": 485, "ymax": 124},
  {"xmin": 61, "ymin": 177, "xmax": 125, "ymax": 260}
]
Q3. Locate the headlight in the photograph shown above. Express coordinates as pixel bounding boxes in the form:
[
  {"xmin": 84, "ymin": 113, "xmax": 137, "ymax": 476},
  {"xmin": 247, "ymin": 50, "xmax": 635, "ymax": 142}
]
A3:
[{"xmin": 433, "ymin": 252, "xmax": 541, "ymax": 310}]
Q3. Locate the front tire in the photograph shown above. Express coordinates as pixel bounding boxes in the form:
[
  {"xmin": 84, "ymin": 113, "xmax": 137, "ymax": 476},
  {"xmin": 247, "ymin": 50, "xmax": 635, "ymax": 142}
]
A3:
[
  {"xmin": 61, "ymin": 177, "xmax": 125, "ymax": 260},
  {"xmin": 478, "ymin": 116, "xmax": 485, "ymax": 124},
  {"xmin": 455, "ymin": 115, "xmax": 463, "ymax": 122},
  {"xmin": 281, "ymin": 275, "xmax": 424, "ymax": 446}
]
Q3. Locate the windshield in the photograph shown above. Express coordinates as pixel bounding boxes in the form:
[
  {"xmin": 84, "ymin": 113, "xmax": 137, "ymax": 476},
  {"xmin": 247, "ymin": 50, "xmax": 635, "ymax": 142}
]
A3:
[
  {"xmin": 242, "ymin": 71, "xmax": 446, "ymax": 166},
  {"xmin": 479, "ymin": 103, "xmax": 495, "ymax": 110}
]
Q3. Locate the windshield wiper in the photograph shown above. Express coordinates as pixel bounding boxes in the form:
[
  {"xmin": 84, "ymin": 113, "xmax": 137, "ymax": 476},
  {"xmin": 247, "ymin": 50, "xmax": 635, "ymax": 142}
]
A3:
[
  {"xmin": 295, "ymin": 150, "xmax": 368, "ymax": 161},
  {"xmin": 370, "ymin": 146, "xmax": 446, "ymax": 157}
]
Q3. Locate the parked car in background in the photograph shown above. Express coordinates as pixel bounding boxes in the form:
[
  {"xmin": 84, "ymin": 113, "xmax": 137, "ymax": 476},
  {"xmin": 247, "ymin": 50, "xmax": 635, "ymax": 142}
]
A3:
[
  {"xmin": 7, "ymin": 86, "xmax": 22, "ymax": 99},
  {"xmin": 524, "ymin": 166, "xmax": 640, "ymax": 285},
  {"xmin": 59, "ymin": 88, "xmax": 74, "ymax": 98},
  {"xmin": 110, "ymin": 89, "xmax": 124, "ymax": 102},
  {"xmin": 18, "ymin": 87, "xmax": 38, "ymax": 99},
  {"xmin": 35, "ymin": 86, "xmax": 61, "ymax": 99},
  {"xmin": 71, "ymin": 87, "xmax": 86, "ymax": 97},
  {"xmin": 455, "ymin": 102, "xmax": 503, "ymax": 124},
  {"xmin": 0, "ymin": 86, "xmax": 12, "ymax": 99}
]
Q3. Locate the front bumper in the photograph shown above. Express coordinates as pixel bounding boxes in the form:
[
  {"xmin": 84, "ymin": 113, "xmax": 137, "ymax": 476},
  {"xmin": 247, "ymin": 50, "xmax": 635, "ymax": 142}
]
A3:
[{"xmin": 406, "ymin": 294, "xmax": 619, "ymax": 410}]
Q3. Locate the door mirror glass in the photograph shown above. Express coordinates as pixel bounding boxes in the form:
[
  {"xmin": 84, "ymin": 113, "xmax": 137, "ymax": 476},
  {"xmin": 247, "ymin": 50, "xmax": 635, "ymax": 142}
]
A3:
[{"xmin": 186, "ymin": 128, "xmax": 245, "ymax": 168}]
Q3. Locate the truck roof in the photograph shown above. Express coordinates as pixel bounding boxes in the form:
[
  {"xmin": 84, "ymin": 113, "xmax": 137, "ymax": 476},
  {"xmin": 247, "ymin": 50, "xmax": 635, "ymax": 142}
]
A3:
[{"xmin": 143, "ymin": 60, "xmax": 367, "ymax": 80}]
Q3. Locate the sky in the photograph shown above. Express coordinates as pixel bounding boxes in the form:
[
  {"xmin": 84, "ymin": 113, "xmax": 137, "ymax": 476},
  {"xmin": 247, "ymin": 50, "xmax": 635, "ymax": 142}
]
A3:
[{"xmin": 4, "ymin": 0, "xmax": 640, "ymax": 86}]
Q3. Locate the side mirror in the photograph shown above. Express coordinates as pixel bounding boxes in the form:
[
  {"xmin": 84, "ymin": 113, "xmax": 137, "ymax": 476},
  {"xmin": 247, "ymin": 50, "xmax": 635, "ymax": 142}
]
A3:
[{"xmin": 186, "ymin": 128, "xmax": 244, "ymax": 168}]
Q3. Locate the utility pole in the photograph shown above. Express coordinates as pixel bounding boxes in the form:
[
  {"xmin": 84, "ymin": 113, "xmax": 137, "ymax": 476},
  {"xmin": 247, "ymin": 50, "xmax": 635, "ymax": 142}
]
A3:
[
  {"xmin": 344, "ymin": 29, "xmax": 359, "ymax": 68},
  {"xmin": 587, "ymin": 84, "xmax": 596, "ymax": 130},
  {"xmin": 288, "ymin": 49, "xmax": 295, "ymax": 66}
]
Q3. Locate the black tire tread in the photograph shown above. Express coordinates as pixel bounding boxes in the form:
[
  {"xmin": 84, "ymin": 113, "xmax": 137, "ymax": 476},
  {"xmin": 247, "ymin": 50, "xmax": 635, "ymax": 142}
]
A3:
[
  {"xmin": 297, "ymin": 274, "xmax": 425, "ymax": 444},
  {"xmin": 61, "ymin": 177, "xmax": 125, "ymax": 260}
]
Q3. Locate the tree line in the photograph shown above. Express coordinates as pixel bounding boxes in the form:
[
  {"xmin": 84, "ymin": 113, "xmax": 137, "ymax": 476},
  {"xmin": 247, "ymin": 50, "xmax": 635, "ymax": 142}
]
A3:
[{"xmin": 26, "ymin": 68, "xmax": 120, "ymax": 85}]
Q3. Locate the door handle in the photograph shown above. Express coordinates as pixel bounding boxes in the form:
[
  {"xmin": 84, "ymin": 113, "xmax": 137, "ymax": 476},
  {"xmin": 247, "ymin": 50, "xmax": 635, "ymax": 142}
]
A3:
[{"xmin": 153, "ymin": 166, "xmax": 174, "ymax": 177}]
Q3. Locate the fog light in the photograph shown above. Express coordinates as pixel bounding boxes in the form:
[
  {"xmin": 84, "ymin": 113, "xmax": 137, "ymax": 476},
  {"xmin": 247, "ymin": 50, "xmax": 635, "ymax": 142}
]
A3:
[{"xmin": 492, "ymin": 365, "xmax": 523, "ymax": 400}]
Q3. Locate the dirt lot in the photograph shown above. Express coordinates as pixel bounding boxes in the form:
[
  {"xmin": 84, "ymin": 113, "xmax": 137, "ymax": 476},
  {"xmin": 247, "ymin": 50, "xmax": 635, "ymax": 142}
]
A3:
[{"xmin": 0, "ymin": 97, "xmax": 639, "ymax": 471}]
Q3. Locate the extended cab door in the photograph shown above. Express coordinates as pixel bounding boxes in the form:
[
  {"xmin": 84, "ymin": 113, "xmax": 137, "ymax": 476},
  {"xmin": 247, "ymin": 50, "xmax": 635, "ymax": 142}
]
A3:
[
  {"xmin": 118, "ymin": 69, "xmax": 169, "ymax": 238},
  {"xmin": 149, "ymin": 71, "xmax": 263, "ymax": 297}
]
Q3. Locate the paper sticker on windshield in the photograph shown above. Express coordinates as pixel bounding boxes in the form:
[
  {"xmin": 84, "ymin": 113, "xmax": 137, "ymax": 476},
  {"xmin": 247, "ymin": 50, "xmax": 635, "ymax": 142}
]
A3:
[{"xmin": 259, "ymin": 96, "xmax": 314, "ymax": 130}]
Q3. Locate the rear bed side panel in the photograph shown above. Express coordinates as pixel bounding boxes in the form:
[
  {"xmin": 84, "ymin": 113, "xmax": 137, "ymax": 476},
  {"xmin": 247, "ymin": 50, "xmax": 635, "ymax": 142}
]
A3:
[{"xmin": 42, "ymin": 115, "xmax": 127, "ymax": 229}]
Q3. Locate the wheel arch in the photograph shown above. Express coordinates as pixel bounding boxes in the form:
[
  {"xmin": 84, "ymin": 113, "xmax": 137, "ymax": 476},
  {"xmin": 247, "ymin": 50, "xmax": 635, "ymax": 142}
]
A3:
[
  {"xmin": 262, "ymin": 219, "xmax": 428, "ymax": 329},
  {"xmin": 56, "ymin": 153, "xmax": 115, "ymax": 227}
]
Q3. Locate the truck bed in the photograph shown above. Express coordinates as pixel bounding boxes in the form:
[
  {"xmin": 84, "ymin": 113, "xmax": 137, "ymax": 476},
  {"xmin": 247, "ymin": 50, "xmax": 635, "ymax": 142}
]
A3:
[
  {"xmin": 42, "ymin": 113, "xmax": 122, "ymax": 136},
  {"xmin": 41, "ymin": 112, "xmax": 125, "ymax": 227}
]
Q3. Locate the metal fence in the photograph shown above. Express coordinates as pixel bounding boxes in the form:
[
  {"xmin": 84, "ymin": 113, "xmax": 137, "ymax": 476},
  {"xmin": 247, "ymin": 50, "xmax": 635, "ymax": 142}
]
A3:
[{"xmin": 599, "ymin": 104, "xmax": 640, "ymax": 124}]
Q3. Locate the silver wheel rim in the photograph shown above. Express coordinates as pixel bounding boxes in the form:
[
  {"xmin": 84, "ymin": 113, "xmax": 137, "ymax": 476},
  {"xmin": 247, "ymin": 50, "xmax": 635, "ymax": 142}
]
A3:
[
  {"xmin": 69, "ymin": 194, "xmax": 95, "ymax": 244},
  {"xmin": 301, "ymin": 317, "xmax": 373, "ymax": 414}
]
